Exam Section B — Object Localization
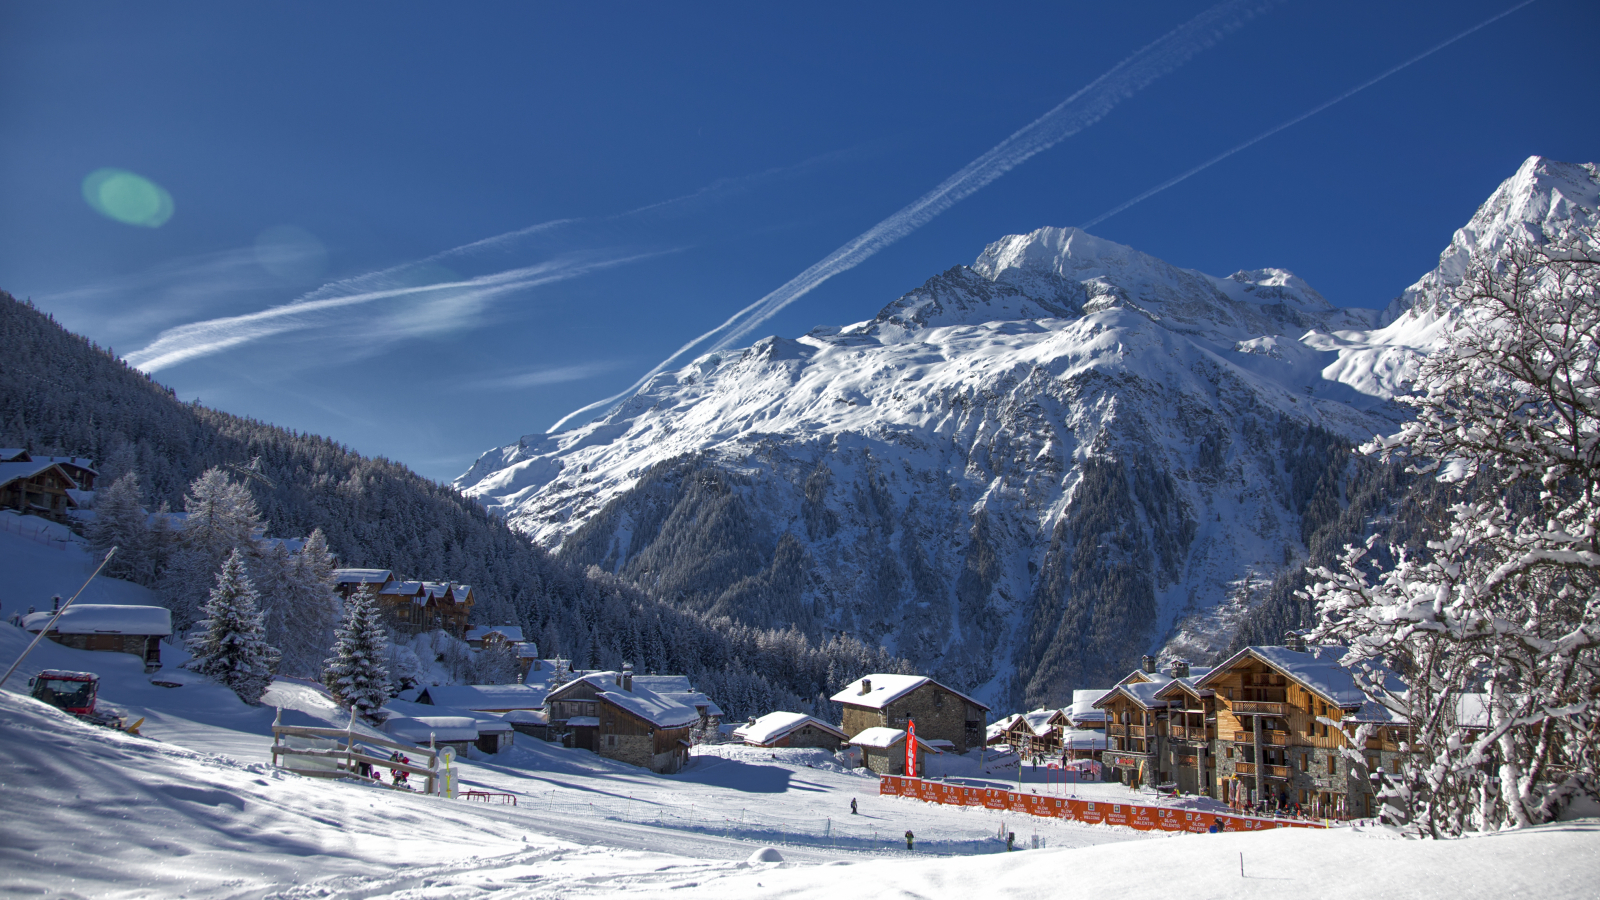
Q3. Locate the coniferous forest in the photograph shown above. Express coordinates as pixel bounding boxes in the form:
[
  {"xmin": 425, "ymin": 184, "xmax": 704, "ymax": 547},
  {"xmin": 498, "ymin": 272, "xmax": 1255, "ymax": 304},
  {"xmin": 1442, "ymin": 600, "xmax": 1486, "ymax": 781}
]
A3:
[{"xmin": 0, "ymin": 291, "xmax": 908, "ymax": 718}]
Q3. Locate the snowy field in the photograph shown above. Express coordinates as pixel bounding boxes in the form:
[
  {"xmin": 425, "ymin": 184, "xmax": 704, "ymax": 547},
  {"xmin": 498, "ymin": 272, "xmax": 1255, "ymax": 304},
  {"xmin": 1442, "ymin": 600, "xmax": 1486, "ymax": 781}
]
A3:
[{"xmin": 3, "ymin": 529, "xmax": 1598, "ymax": 898}]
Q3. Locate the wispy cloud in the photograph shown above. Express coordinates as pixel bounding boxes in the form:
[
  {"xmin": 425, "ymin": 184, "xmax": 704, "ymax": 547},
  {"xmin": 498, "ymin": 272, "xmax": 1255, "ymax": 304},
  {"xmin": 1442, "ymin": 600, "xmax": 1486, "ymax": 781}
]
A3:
[
  {"xmin": 549, "ymin": 0, "xmax": 1275, "ymax": 432},
  {"xmin": 119, "ymin": 149, "xmax": 856, "ymax": 374},
  {"xmin": 464, "ymin": 361, "xmax": 621, "ymax": 391},
  {"xmin": 125, "ymin": 253, "xmax": 658, "ymax": 372},
  {"xmin": 1079, "ymin": 0, "xmax": 1540, "ymax": 231}
]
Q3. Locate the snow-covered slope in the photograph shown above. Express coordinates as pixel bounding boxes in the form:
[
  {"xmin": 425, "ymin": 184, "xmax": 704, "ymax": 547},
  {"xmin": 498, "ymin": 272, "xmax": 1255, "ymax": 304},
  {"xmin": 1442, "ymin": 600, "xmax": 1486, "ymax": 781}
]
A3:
[{"xmin": 457, "ymin": 156, "xmax": 1600, "ymax": 709}]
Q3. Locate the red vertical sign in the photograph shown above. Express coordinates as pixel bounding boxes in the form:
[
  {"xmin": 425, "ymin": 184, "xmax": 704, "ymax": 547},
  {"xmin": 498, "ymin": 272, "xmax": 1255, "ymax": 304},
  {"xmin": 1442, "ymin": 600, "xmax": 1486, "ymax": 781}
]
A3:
[{"xmin": 905, "ymin": 720, "xmax": 916, "ymax": 777}]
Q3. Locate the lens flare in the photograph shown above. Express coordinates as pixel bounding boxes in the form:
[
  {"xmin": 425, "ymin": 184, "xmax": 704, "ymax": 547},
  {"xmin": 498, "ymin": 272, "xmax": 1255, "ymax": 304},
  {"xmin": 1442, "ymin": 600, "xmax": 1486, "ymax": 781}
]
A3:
[{"xmin": 81, "ymin": 168, "xmax": 175, "ymax": 227}]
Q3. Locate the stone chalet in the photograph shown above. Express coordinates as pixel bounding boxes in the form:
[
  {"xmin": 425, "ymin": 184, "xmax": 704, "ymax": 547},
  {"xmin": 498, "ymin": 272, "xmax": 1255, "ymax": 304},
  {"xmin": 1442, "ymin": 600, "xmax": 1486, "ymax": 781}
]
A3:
[
  {"xmin": 545, "ymin": 669, "xmax": 698, "ymax": 773},
  {"xmin": 733, "ymin": 712, "xmax": 847, "ymax": 750},
  {"xmin": 832, "ymin": 674, "xmax": 990, "ymax": 755},
  {"xmin": 848, "ymin": 726, "xmax": 931, "ymax": 775},
  {"xmin": 23, "ymin": 604, "xmax": 171, "ymax": 672}
]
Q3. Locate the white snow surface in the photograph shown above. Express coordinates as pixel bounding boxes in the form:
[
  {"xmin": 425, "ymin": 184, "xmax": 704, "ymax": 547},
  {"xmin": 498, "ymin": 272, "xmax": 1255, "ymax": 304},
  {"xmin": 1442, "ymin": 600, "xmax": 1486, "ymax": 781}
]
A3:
[{"xmin": 734, "ymin": 711, "xmax": 845, "ymax": 745}]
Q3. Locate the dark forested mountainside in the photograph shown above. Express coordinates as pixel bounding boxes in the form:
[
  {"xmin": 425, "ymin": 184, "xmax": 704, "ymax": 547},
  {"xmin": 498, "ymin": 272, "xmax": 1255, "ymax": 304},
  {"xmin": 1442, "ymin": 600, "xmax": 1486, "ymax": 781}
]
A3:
[{"xmin": 0, "ymin": 292, "xmax": 906, "ymax": 718}]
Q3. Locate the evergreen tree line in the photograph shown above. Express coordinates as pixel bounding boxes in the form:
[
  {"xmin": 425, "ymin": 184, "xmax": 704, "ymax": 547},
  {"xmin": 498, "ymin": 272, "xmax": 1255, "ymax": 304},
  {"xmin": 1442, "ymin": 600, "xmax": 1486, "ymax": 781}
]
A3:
[{"xmin": 1, "ymin": 291, "xmax": 910, "ymax": 719}]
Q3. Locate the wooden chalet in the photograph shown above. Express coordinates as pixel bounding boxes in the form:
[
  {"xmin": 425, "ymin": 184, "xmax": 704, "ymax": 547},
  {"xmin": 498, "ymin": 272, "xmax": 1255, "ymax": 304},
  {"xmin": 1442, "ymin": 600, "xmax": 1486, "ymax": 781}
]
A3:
[
  {"xmin": 331, "ymin": 569, "xmax": 475, "ymax": 639},
  {"xmin": 1152, "ymin": 661, "xmax": 1217, "ymax": 796},
  {"xmin": 0, "ymin": 456, "xmax": 83, "ymax": 523},
  {"xmin": 832, "ymin": 674, "xmax": 990, "ymax": 754},
  {"xmin": 544, "ymin": 667, "xmax": 698, "ymax": 773},
  {"xmin": 1191, "ymin": 636, "xmax": 1408, "ymax": 818},
  {"xmin": 1000, "ymin": 708, "xmax": 1067, "ymax": 756}
]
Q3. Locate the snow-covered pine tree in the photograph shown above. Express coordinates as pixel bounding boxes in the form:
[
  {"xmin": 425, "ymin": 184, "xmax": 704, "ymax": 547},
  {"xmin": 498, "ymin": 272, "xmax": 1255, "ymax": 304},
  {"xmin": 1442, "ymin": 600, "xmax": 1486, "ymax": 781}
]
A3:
[
  {"xmin": 323, "ymin": 586, "xmax": 391, "ymax": 717},
  {"xmin": 185, "ymin": 548, "xmax": 279, "ymax": 705},
  {"xmin": 86, "ymin": 471, "xmax": 153, "ymax": 585},
  {"xmin": 1307, "ymin": 231, "xmax": 1600, "ymax": 835},
  {"xmin": 282, "ymin": 529, "xmax": 340, "ymax": 678},
  {"xmin": 162, "ymin": 468, "xmax": 264, "ymax": 631}
]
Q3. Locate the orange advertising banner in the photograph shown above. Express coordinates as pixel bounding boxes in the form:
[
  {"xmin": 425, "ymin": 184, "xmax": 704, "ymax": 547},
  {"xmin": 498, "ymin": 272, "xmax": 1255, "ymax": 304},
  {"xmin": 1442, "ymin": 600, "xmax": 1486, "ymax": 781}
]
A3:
[{"xmin": 879, "ymin": 776, "xmax": 1325, "ymax": 832}]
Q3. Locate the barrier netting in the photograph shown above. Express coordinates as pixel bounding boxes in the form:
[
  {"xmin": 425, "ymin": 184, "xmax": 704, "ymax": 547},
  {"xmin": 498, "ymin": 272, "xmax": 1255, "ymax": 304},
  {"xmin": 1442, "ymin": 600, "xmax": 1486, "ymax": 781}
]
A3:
[{"xmin": 879, "ymin": 776, "xmax": 1327, "ymax": 832}]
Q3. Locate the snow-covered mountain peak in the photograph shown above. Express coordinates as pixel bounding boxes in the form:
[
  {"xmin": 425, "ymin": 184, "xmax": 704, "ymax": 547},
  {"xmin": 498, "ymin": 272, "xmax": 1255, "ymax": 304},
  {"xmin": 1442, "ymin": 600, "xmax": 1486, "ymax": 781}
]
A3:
[{"xmin": 1380, "ymin": 155, "xmax": 1600, "ymax": 324}]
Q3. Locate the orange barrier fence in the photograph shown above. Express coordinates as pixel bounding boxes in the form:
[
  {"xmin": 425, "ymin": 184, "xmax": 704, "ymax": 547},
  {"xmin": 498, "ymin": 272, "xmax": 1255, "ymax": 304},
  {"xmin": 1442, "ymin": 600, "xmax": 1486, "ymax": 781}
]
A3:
[{"xmin": 879, "ymin": 776, "xmax": 1324, "ymax": 833}]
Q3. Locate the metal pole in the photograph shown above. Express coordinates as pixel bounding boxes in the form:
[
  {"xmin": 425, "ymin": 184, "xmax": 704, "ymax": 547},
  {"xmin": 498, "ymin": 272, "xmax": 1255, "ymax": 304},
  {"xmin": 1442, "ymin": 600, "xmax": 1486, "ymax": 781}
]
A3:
[{"xmin": 0, "ymin": 547, "xmax": 116, "ymax": 692}]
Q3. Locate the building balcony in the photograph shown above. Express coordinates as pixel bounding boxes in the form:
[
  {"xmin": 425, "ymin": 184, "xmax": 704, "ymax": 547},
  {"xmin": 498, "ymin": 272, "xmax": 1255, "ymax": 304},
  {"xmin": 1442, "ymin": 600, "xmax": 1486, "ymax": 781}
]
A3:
[
  {"xmin": 1265, "ymin": 764, "xmax": 1293, "ymax": 779},
  {"xmin": 1232, "ymin": 701, "xmax": 1287, "ymax": 716},
  {"xmin": 1232, "ymin": 730, "xmax": 1291, "ymax": 746},
  {"xmin": 1235, "ymin": 762, "xmax": 1255, "ymax": 776}
]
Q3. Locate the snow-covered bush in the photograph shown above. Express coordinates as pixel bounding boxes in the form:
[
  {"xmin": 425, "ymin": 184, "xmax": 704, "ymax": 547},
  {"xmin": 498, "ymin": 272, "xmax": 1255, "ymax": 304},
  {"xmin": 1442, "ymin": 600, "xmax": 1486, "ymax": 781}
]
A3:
[
  {"xmin": 185, "ymin": 548, "xmax": 279, "ymax": 705},
  {"xmin": 1308, "ymin": 232, "xmax": 1600, "ymax": 835}
]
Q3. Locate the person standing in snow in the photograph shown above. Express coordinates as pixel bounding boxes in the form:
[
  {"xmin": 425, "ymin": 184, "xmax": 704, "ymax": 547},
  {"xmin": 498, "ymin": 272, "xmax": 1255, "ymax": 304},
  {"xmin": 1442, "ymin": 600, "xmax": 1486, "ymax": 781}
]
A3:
[
  {"xmin": 1006, "ymin": 831, "xmax": 1015, "ymax": 852},
  {"xmin": 904, "ymin": 830, "xmax": 914, "ymax": 851},
  {"xmin": 850, "ymin": 798, "xmax": 858, "ymax": 815}
]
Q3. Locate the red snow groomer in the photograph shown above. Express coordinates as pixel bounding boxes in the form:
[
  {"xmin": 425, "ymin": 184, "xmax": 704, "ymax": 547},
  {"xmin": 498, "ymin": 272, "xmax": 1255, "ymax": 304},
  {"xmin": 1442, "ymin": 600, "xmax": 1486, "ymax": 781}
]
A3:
[{"xmin": 28, "ymin": 669, "xmax": 139, "ymax": 732}]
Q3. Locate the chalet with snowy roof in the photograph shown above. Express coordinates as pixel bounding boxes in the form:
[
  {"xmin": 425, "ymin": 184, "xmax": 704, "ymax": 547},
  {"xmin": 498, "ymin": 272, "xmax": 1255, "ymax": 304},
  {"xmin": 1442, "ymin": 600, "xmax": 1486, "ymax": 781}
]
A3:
[
  {"xmin": 1094, "ymin": 657, "xmax": 1215, "ymax": 788},
  {"xmin": 544, "ymin": 667, "xmax": 697, "ymax": 773},
  {"xmin": 33, "ymin": 456, "xmax": 99, "ymax": 490},
  {"xmin": 1066, "ymin": 689, "xmax": 1110, "ymax": 730},
  {"xmin": 330, "ymin": 569, "xmax": 476, "ymax": 639},
  {"xmin": 1000, "ymin": 708, "xmax": 1067, "ymax": 756},
  {"xmin": 0, "ymin": 457, "xmax": 84, "ymax": 523},
  {"xmin": 733, "ymin": 712, "xmax": 847, "ymax": 750},
  {"xmin": 1152, "ymin": 661, "xmax": 1218, "ymax": 795},
  {"xmin": 1192, "ymin": 636, "xmax": 1407, "ymax": 818},
  {"xmin": 632, "ymin": 674, "xmax": 723, "ymax": 733},
  {"xmin": 848, "ymin": 726, "xmax": 930, "ymax": 776},
  {"xmin": 832, "ymin": 674, "xmax": 989, "ymax": 755},
  {"xmin": 22, "ymin": 604, "xmax": 171, "ymax": 672},
  {"xmin": 381, "ymin": 699, "xmax": 517, "ymax": 754}
]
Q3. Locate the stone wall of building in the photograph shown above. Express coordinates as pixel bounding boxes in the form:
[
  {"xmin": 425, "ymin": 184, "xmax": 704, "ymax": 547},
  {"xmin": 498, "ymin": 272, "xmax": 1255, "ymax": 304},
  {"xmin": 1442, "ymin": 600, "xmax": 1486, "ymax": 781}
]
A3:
[
  {"xmin": 883, "ymin": 684, "xmax": 980, "ymax": 754},
  {"xmin": 600, "ymin": 733, "xmax": 655, "ymax": 769},
  {"xmin": 783, "ymin": 725, "xmax": 843, "ymax": 751}
]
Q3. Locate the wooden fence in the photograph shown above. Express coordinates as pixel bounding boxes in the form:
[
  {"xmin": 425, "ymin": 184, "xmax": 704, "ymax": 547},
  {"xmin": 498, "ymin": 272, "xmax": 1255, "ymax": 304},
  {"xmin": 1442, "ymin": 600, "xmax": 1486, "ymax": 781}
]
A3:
[
  {"xmin": 879, "ymin": 776, "xmax": 1325, "ymax": 833},
  {"xmin": 271, "ymin": 709, "xmax": 443, "ymax": 795}
]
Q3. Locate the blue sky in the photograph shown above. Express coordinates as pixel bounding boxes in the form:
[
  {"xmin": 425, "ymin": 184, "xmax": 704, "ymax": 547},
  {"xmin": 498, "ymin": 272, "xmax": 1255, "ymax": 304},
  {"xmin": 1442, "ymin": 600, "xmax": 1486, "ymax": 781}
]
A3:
[{"xmin": 3, "ymin": 1, "xmax": 1597, "ymax": 482}]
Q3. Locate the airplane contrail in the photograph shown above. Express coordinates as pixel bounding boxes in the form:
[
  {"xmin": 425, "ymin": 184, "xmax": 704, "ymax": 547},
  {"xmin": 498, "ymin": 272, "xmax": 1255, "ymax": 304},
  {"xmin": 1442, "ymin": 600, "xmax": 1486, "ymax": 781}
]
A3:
[
  {"xmin": 549, "ymin": 0, "xmax": 1276, "ymax": 432},
  {"xmin": 1079, "ymin": 0, "xmax": 1539, "ymax": 230}
]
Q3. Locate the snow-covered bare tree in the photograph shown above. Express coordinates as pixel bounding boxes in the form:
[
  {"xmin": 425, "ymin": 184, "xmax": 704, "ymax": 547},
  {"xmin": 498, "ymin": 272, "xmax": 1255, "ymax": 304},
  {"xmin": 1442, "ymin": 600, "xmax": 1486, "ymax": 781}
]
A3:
[
  {"xmin": 323, "ymin": 586, "xmax": 391, "ymax": 717},
  {"xmin": 186, "ymin": 548, "xmax": 279, "ymax": 705},
  {"xmin": 162, "ymin": 468, "xmax": 264, "ymax": 631},
  {"xmin": 86, "ymin": 471, "xmax": 153, "ymax": 585},
  {"xmin": 1307, "ymin": 231, "xmax": 1600, "ymax": 836}
]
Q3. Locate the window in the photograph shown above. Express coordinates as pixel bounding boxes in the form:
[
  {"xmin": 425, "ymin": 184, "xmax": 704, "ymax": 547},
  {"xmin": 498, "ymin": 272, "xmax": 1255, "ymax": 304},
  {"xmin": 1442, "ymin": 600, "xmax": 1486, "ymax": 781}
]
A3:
[
  {"xmin": 1328, "ymin": 755, "xmax": 1337, "ymax": 775},
  {"xmin": 933, "ymin": 692, "xmax": 944, "ymax": 708}
]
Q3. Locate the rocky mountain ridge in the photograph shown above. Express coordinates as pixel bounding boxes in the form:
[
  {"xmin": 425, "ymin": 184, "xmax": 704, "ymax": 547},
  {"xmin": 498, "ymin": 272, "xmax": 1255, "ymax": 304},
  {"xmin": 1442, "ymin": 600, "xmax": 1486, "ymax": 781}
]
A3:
[{"xmin": 456, "ymin": 155, "xmax": 1600, "ymax": 709}]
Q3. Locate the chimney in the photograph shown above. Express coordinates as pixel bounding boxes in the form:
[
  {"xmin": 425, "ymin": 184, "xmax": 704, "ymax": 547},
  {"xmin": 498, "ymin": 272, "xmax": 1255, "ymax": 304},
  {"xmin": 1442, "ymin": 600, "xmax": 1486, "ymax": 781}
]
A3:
[
  {"xmin": 51, "ymin": 595, "xmax": 61, "ymax": 613},
  {"xmin": 1141, "ymin": 655, "xmax": 1156, "ymax": 674},
  {"xmin": 622, "ymin": 662, "xmax": 633, "ymax": 692},
  {"xmin": 1170, "ymin": 659, "xmax": 1190, "ymax": 679},
  {"xmin": 860, "ymin": 678, "xmax": 872, "ymax": 695}
]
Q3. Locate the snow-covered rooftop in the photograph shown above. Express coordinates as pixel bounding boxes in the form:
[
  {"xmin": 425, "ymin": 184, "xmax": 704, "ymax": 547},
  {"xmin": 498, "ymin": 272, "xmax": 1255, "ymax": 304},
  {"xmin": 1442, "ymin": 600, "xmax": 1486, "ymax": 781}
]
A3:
[
  {"xmin": 465, "ymin": 624, "xmax": 525, "ymax": 643},
  {"xmin": 733, "ymin": 712, "xmax": 845, "ymax": 746},
  {"xmin": 830, "ymin": 673, "xmax": 989, "ymax": 711},
  {"xmin": 848, "ymin": 726, "xmax": 906, "ymax": 749},
  {"xmin": 631, "ymin": 674, "xmax": 693, "ymax": 693},
  {"xmin": 987, "ymin": 713, "xmax": 1021, "ymax": 741},
  {"xmin": 597, "ymin": 687, "xmax": 699, "ymax": 729},
  {"xmin": 415, "ymin": 684, "xmax": 546, "ymax": 711},
  {"xmin": 1195, "ymin": 645, "xmax": 1396, "ymax": 709},
  {"xmin": 332, "ymin": 568, "xmax": 391, "ymax": 584},
  {"xmin": 0, "ymin": 460, "xmax": 80, "ymax": 490},
  {"xmin": 23, "ymin": 604, "xmax": 171, "ymax": 637},
  {"xmin": 384, "ymin": 715, "xmax": 477, "ymax": 744},
  {"xmin": 1061, "ymin": 728, "xmax": 1108, "ymax": 749},
  {"xmin": 1097, "ymin": 681, "xmax": 1169, "ymax": 710},
  {"xmin": 503, "ymin": 709, "xmax": 547, "ymax": 725}
]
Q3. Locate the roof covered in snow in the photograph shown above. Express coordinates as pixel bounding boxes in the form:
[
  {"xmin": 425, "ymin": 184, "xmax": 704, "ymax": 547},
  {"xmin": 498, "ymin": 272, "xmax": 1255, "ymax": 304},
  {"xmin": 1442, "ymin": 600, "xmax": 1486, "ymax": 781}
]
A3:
[
  {"xmin": 1068, "ymin": 689, "xmax": 1110, "ymax": 721},
  {"xmin": 661, "ymin": 691, "xmax": 722, "ymax": 717},
  {"xmin": 1096, "ymin": 681, "xmax": 1169, "ymax": 710},
  {"xmin": 830, "ymin": 673, "xmax": 989, "ymax": 711},
  {"xmin": 631, "ymin": 674, "xmax": 693, "ymax": 693},
  {"xmin": 597, "ymin": 686, "xmax": 699, "ymax": 729},
  {"xmin": 465, "ymin": 624, "xmax": 525, "ymax": 643},
  {"xmin": 1061, "ymin": 728, "xmax": 1108, "ymax": 749},
  {"xmin": 0, "ymin": 460, "xmax": 80, "ymax": 490},
  {"xmin": 384, "ymin": 715, "xmax": 477, "ymax": 744},
  {"xmin": 23, "ymin": 604, "xmax": 171, "ymax": 636},
  {"xmin": 733, "ymin": 712, "xmax": 846, "ymax": 746},
  {"xmin": 1007, "ymin": 708, "xmax": 1060, "ymax": 736},
  {"xmin": 987, "ymin": 713, "xmax": 1021, "ymax": 741},
  {"xmin": 332, "ymin": 568, "xmax": 391, "ymax": 584},
  {"xmin": 503, "ymin": 709, "xmax": 547, "ymax": 725},
  {"xmin": 848, "ymin": 726, "xmax": 907, "ymax": 749},
  {"xmin": 1195, "ymin": 645, "xmax": 1398, "ymax": 709},
  {"xmin": 0, "ymin": 449, "xmax": 29, "ymax": 462},
  {"xmin": 415, "ymin": 684, "xmax": 546, "ymax": 711}
]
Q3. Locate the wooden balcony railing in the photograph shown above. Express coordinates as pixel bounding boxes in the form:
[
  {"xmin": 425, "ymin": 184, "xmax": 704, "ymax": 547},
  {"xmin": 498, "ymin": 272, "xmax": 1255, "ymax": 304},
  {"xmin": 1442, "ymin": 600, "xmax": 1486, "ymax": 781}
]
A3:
[
  {"xmin": 1232, "ymin": 730, "xmax": 1292, "ymax": 746},
  {"xmin": 1232, "ymin": 701, "xmax": 1286, "ymax": 716},
  {"xmin": 1265, "ymin": 764, "xmax": 1293, "ymax": 779},
  {"xmin": 1234, "ymin": 762, "xmax": 1256, "ymax": 776}
]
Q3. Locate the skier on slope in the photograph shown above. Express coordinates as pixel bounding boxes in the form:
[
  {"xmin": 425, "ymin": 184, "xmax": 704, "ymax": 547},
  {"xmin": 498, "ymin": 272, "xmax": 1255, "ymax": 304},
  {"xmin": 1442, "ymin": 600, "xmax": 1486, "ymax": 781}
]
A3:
[
  {"xmin": 850, "ymin": 798, "xmax": 858, "ymax": 815},
  {"xmin": 904, "ymin": 830, "xmax": 914, "ymax": 851}
]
